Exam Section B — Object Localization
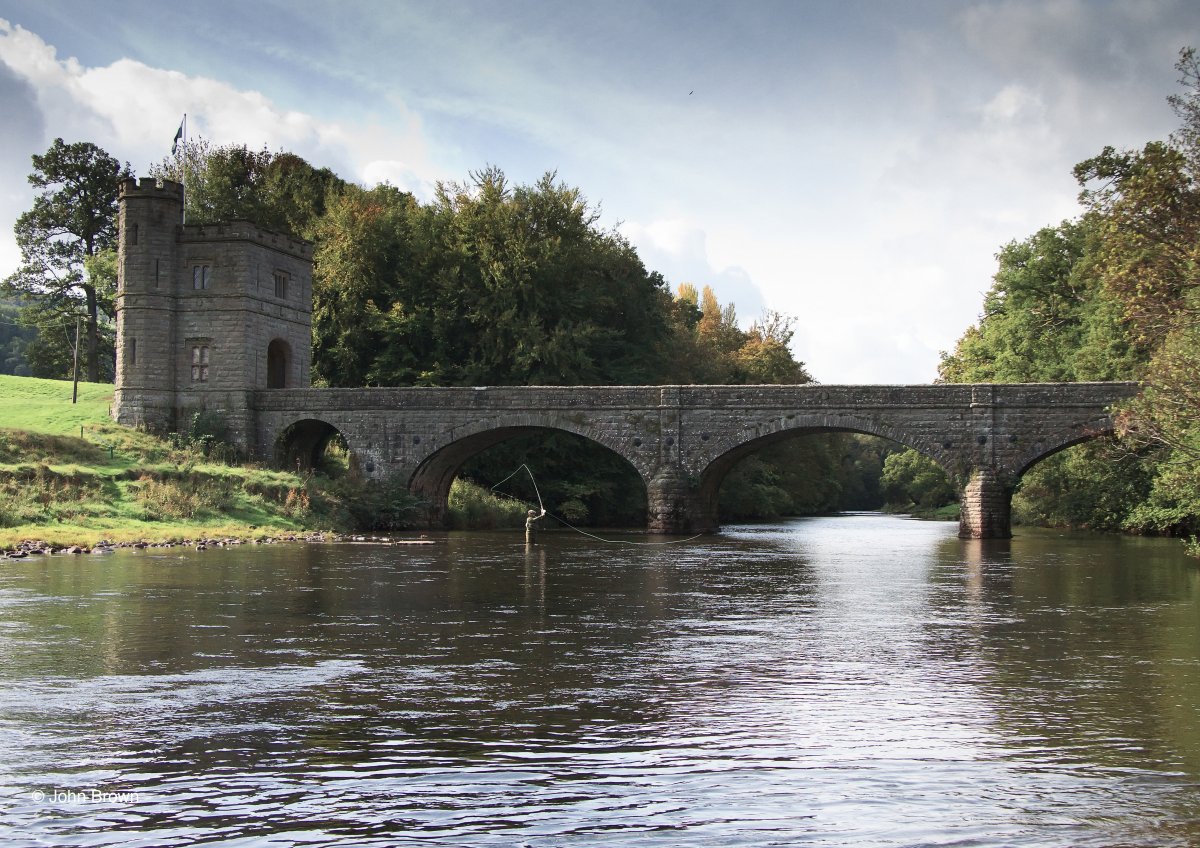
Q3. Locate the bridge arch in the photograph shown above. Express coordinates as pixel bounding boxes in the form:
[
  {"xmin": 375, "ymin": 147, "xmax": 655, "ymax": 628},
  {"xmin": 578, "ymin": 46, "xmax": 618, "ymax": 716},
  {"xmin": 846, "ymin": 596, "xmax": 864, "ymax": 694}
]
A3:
[
  {"xmin": 275, "ymin": 417, "xmax": 357, "ymax": 474},
  {"xmin": 1006, "ymin": 415, "xmax": 1118, "ymax": 479},
  {"xmin": 408, "ymin": 412, "xmax": 651, "ymax": 527},
  {"xmin": 691, "ymin": 412, "xmax": 954, "ymax": 529}
]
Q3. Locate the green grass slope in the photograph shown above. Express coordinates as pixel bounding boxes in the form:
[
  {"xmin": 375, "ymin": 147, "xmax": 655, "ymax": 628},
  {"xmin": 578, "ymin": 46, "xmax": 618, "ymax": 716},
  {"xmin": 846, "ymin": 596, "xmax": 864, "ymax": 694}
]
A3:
[
  {"xmin": 0, "ymin": 374, "xmax": 114, "ymax": 435},
  {"xmin": 0, "ymin": 375, "xmax": 347, "ymax": 548}
]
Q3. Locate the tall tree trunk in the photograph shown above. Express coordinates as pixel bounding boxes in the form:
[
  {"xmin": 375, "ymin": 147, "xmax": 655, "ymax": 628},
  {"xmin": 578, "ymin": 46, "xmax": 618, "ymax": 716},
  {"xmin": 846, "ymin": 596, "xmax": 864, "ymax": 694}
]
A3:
[{"xmin": 85, "ymin": 285, "xmax": 99, "ymax": 383}]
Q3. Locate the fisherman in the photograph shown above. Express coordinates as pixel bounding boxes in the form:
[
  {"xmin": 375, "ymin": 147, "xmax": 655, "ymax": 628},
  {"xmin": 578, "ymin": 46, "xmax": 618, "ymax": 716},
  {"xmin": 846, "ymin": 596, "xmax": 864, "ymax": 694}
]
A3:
[{"xmin": 526, "ymin": 507, "xmax": 547, "ymax": 541}]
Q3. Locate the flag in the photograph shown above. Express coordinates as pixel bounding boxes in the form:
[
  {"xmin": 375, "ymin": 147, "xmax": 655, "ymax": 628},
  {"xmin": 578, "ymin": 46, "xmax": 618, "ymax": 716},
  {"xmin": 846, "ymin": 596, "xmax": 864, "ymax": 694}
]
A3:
[{"xmin": 171, "ymin": 118, "xmax": 184, "ymax": 155}]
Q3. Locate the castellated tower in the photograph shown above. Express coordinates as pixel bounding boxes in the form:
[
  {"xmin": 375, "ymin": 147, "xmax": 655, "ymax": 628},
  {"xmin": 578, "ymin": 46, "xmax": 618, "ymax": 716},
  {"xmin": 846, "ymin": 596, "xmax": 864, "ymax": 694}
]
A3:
[{"xmin": 113, "ymin": 177, "xmax": 313, "ymax": 449}]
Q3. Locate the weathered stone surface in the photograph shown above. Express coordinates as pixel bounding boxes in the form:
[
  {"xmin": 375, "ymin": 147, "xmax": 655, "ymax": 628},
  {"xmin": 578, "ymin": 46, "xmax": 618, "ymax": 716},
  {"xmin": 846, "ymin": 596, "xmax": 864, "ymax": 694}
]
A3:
[
  {"xmin": 249, "ymin": 381, "xmax": 1136, "ymax": 536},
  {"xmin": 113, "ymin": 184, "xmax": 1137, "ymax": 538},
  {"xmin": 959, "ymin": 469, "xmax": 1013, "ymax": 540}
]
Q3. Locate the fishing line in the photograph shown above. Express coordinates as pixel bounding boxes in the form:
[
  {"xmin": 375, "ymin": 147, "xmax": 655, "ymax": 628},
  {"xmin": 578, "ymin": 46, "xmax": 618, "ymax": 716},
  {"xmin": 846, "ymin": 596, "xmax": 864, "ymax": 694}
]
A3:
[
  {"xmin": 491, "ymin": 464, "xmax": 705, "ymax": 546},
  {"xmin": 490, "ymin": 463, "xmax": 544, "ymax": 513}
]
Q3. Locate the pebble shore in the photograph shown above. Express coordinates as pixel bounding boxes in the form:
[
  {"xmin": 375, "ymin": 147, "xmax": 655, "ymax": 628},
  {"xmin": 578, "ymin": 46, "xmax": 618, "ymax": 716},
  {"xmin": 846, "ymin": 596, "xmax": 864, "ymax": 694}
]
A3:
[{"xmin": 2, "ymin": 532, "xmax": 436, "ymax": 558}]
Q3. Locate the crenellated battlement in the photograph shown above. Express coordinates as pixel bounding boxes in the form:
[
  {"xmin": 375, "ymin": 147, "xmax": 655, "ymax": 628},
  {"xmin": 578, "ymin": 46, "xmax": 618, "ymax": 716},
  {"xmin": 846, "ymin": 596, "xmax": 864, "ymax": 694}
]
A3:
[
  {"xmin": 179, "ymin": 220, "xmax": 313, "ymax": 260},
  {"xmin": 119, "ymin": 177, "xmax": 184, "ymax": 201}
]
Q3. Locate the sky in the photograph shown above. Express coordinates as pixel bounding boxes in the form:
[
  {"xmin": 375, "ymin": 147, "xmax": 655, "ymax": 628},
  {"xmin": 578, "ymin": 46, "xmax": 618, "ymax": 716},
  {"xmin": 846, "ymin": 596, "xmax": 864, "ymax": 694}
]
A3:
[{"xmin": 1, "ymin": 1, "xmax": 1197, "ymax": 384}]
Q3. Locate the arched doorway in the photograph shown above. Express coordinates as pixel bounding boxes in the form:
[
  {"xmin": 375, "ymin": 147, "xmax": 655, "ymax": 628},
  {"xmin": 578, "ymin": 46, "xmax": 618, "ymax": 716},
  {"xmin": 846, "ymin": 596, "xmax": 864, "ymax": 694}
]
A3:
[{"xmin": 267, "ymin": 339, "xmax": 290, "ymax": 389}]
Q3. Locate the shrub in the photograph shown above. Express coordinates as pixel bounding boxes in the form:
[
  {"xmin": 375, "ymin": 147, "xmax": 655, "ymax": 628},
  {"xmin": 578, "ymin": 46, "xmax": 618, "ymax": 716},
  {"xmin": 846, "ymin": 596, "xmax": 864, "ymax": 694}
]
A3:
[
  {"xmin": 340, "ymin": 475, "xmax": 422, "ymax": 531},
  {"xmin": 447, "ymin": 479, "xmax": 527, "ymax": 529},
  {"xmin": 0, "ymin": 465, "xmax": 107, "ymax": 526},
  {"xmin": 132, "ymin": 474, "xmax": 236, "ymax": 520}
]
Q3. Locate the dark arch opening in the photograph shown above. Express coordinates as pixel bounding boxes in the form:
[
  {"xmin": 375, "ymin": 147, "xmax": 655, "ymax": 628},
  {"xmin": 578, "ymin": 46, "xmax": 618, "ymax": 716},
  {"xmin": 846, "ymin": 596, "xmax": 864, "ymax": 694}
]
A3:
[
  {"xmin": 267, "ymin": 338, "xmax": 290, "ymax": 389},
  {"xmin": 411, "ymin": 427, "xmax": 647, "ymax": 529},
  {"xmin": 275, "ymin": 418, "xmax": 352, "ymax": 477},
  {"xmin": 1011, "ymin": 425, "xmax": 1118, "ymax": 480},
  {"xmin": 701, "ymin": 428, "xmax": 956, "ymax": 525},
  {"xmin": 1010, "ymin": 433, "xmax": 1141, "ymax": 532}
]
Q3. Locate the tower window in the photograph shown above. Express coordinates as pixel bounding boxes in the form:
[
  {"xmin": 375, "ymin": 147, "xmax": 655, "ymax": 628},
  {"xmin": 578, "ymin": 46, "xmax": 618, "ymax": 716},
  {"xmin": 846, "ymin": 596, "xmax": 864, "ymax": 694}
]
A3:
[
  {"xmin": 191, "ymin": 345, "xmax": 210, "ymax": 382},
  {"xmin": 192, "ymin": 264, "xmax": 211, "ymax": 290},
  {"xmin": 129, "ymin": 338, "xmax": 137, "ymax": 368},
  {"xmin": 273, "ymin": 271, "xmax": 288, "ymax": 299},
  {"xmin": 128, "ymin": 223, "xmax": 138, "ymax": 246}
]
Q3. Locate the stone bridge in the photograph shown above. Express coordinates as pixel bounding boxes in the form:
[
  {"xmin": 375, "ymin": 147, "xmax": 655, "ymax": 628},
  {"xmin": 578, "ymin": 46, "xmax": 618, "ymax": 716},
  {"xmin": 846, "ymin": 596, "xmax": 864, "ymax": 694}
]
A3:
[{"xmin": 249, "ymin": 381, "xmax": 1137, "ymax": 539}]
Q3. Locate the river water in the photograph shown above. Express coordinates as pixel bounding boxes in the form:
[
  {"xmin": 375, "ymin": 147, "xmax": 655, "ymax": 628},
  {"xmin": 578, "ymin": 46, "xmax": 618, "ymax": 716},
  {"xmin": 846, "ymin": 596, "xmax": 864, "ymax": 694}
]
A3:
[{"xmin": 0, "ymin": 513, "xmax": 1198, "ymax": 847}]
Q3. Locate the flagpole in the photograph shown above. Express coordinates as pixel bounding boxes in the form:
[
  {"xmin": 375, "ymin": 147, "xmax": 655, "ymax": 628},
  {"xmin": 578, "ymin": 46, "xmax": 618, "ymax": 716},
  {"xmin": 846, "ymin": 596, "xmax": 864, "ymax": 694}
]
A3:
[{"xmin": 181, "ymin": 112, "xmax": 187, "ymax": 224}]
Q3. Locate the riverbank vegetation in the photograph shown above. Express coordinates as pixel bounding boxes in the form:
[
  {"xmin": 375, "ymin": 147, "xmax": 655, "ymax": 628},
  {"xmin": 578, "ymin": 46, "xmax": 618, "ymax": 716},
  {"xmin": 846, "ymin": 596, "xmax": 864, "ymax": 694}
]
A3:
[
  {"xmin": 0, "ymin": 374, "xmax": 423, "ymax": 549},
  {"xmin": 939, "ymin": 48, "xmax": 1200, "ymax": 548}
]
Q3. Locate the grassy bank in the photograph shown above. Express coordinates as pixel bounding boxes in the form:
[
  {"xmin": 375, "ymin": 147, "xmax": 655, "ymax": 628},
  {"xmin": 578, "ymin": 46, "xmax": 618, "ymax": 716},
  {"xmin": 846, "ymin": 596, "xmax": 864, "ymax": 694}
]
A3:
[
  {"xmin": 0, "ymin": 375, "xmax": 392, "ymax": 550},
  {"xmin": 882, "ymin": 501, "xmax": 962, "ymax": 522}
]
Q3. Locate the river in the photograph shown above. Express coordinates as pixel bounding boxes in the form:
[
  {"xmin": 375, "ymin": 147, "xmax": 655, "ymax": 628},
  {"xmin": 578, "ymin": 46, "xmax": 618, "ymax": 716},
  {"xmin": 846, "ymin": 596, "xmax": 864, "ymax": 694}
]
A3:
[{"xmin": 0, "ymin": 513, "xmax": 1198, "ymax": 846}]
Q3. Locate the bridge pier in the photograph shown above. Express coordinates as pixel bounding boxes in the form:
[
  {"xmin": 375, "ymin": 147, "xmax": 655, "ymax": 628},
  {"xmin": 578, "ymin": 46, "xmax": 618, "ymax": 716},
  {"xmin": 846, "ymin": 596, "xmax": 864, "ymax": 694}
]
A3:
[
  {"xmin": 959, "ymin": 469, "xmax": 1013, "ymax": 539},
  {"xmin": 646, "ymin": 466, "xmax": 717, "ymax": 535}
]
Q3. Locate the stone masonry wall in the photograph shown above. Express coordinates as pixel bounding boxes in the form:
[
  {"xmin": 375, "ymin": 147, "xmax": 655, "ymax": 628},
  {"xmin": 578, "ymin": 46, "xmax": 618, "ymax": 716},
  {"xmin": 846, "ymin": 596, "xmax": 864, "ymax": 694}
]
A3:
[
  {"xmin": 114, "ymin": 179, "xmax": 313, "ymax": 445},
  {"xmin": 252, "ymin": 381, "xmax": 1137, "ymax": 535}
]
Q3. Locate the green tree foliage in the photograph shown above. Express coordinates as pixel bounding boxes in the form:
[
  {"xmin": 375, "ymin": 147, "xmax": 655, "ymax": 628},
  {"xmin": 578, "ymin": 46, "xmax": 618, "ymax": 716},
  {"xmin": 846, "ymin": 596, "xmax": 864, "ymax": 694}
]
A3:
[
  {"xmin": 424, "ymin": 167, "xmax": 674, "ymax": 386},
  {"xmin": 718, "ymin": 438, "xmax": 848, "ymax": 521},
  {"xmin": 880, "ymin": 448, "xmax": 956, "ymax": 510},
  {"xmin": 835, "ymin": 436, "xmax": 895, "ymax": 510},
  {"xmin": 938, "ymin": 217, "xmax": 1141, "ymax": 384},
  {"xmin": 310, "ymin": 183, "xmax": 421, "ymax": 386},
  {"xmin": 459, "ymin": 432, "xmax": 648, "ymax": 527},
  {"xmin": 3, "ymin": 139, "xmax": 131, "ymax": 382},
  {"xmin": 0, "ymin": 299, "xmax": 35, "ymax": 376},
  {"xmin": 151, "ymin": 138, "xmax": 346, "ymax": 238},
  {"xmin": 940, "ymin": 47, "xmax": 1200, "ymax": 542},
  {"xmin": 664, "ymin": 284, "xmax": 812, "ymax": 384},
  {"xmin": 1013, "ymin": 442, "xmax": 1156, "ymax": 532},
  {"xmin": 313, "ymin": 168, "xmax": 676, "ymax": 388},
  {"xmin": 1070, "ymin": 48, "xmax": 1200, "ymax": 539}
]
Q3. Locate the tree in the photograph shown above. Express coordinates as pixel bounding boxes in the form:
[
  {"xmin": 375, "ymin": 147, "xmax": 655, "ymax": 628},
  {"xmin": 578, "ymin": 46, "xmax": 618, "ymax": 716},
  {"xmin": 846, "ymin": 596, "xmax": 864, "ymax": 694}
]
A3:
[
  {"xmin": 150, "ymin": 138, "xmax": 345, "ymax": 238},
  {"xmin": 310, "ymin": 183, "xmax": 421, "ymax": 386},
  {"xmin": 880, "ymin": 449, "xmax": 956, "ymax": 510},
  {"xmin": 0, "ymin": 298, "xmax": 35, "ymax": 376},
  {"xmin": 1067, "ymin": 49, "xmax": 1200, "ymax": 544},
  {"xmin": 937, "ymin": 47, "xmax": 1200, "ymax": 543},
  {"xmin": 938, "ymin": 218, "xmax": 1141, "ymax": 384},
  {"xmin": 424, "ymin": 167, "xmax": 674, "ymax": 386},
  {"xmin": 736, "ymin": 311, "xmax": 812, "ymax": 384},
  {"xmin": 3, "ymin": 139, "xmax": 131, "ymax": 382}
]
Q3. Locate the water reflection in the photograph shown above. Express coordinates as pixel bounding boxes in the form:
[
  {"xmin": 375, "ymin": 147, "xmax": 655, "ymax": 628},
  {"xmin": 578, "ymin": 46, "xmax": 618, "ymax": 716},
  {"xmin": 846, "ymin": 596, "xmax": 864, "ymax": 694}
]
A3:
[{"xmin": 0, "ymin": 516, "xmax": 1197, "ymax": 846}]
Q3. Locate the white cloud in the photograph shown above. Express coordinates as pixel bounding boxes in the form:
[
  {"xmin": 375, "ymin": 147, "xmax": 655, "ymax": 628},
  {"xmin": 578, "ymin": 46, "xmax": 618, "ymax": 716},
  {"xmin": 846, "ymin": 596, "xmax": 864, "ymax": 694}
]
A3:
[
  {"xmin": 361, "ymin": 159, "xmax": 433, "ymax": 197},
  {"xmin": 982, "ymin": 83, "xmax": 1046, "ymax": 125},
  {"xmin": 0, "ymin": 17, "xmax": 444, "ymax": 281},
  {"xmin": 622, "ymin": 218, "xmax": 767, "ymax": 325}
]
